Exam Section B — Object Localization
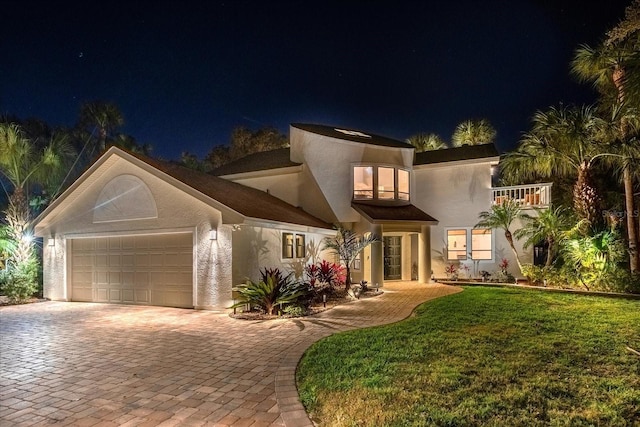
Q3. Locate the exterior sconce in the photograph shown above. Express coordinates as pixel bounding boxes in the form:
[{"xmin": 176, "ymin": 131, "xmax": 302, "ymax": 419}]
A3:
[
  {"xmin": 48, "ymin": 237, "xmax": 55, "ymax": 247},
  {"xmin": 209, "ymin": 229, "xmax": 217, "ymax": 240}
]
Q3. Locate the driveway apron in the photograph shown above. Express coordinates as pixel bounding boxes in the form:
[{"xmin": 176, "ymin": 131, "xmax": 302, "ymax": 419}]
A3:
[{"xmin": 0, "ymin": 282, "xmax": 460, "ymax": 426}]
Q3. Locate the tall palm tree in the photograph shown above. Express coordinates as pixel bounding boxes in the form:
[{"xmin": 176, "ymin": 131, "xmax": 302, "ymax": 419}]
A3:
[
  {"xmin": 0, "ymin": 123, "xmax": 74, "ymax": 265},
  {"xmin": 78, "ymin": 101, "xmax": 124, "ymax": 157},
  {"xmin": 322, "ymin": 225, "xmax": 380, "ymax": 289},
  {"xmin": 475, "ymin": 199, "xmax": 523, "ymax": 271},
  {"xmin": 501, "ymin": 105, "xmax": 609, "ymax": 227},
  {"xmin": 514, "ymin": 206, "xmax": 574, "ymax": 267},
  {"xmin": 451, "ymin": 119, "xmax": 496, "ymax": 147},
  {"xmin": 406, "ymin": 133, "xmax": 448, "ymax": 151},
  {"xmin": 570, "ymin": 2, "xmax": 640, "ymax": 271}
]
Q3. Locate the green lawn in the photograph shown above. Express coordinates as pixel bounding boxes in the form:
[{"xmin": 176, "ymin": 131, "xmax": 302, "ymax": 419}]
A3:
[{"xmin": 297, "ymin": 287, "xmax": 640, "ymax": 426}]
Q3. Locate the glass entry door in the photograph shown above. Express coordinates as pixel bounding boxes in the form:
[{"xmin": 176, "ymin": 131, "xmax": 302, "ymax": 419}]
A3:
[{"xmin": 383, "ymin": 236, "xmax": 402, "ymax": 280}]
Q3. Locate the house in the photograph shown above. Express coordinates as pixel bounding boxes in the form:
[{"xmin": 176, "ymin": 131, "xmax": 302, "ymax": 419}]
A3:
[{"xmin": 34, "ymin": 123, "xmax": 551, "ymax": 310}]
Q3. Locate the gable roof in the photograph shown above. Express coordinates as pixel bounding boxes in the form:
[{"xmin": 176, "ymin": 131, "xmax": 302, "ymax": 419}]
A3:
[
  {"xmin": 291, "ymin": 123, "xmax": 413, "ymax": 149},
  {"xmin": 35, "ymin": 147, "xmax": 332, "ymax": 231},
  {"xmin": 210, "ymin": 148, "xmax": 299, "ymax": 176},
  {"xmin": 414, "ymin": 144, "xmax": 499, "ymax": 165}
]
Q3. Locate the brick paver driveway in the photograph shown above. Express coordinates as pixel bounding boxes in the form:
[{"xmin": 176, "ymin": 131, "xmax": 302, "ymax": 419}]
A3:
[{"xmin": 0, "ymin": 282, "xmax": 460, "ymax": 426}]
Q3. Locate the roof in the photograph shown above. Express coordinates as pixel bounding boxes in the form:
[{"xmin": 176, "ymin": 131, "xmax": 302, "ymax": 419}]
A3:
[
  {"xmin": 291, "ymin": 123, "xmax": 413, "ymax": 149},
  {"xmin": 351, "ymin": 202, "xmax": 438, "ymax": 224},
  {"xmin": 35, "ymin": 147, "xmax": 332, "ymax": 231},
  {"xmin": 414, "ymin": 144, "xmax": 499, "ymax": 165},
  {"xmin": 131, "ymin": 152, "xmax": 331, "ymax": 229},
  {"xmin": 210, "ymin": 148, "xmax": 299, "ymax": 176}
]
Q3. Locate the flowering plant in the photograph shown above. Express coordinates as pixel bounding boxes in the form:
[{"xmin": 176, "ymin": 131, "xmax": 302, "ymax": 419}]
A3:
[
  {"xmin": 499, "ymin": 258, "xmax": 509, "ymax": 273},
  {"xmin": 444, "ymin": 264, "xmax": 458, "ymax": 278}
]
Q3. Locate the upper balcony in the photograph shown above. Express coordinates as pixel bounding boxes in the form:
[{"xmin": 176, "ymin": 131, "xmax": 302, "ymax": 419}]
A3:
[{"xmin": 491, "ymin": 183, "xmax": 552, "ymax": 208}]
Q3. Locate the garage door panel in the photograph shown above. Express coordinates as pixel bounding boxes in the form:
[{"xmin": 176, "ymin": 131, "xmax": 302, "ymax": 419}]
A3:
[{"xmin": 71, "ymin": 233, "xmax": 193, "ymax": 308}]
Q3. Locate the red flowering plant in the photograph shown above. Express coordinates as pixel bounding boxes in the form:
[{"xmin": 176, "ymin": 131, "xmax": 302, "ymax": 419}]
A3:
[
  {"xmin": 499, "ymin": 258, "xmax": 509, "ymax": 274},
  {"xmin": 304, "ymin": 260, "xmax": 346, "ymax": 298},
  {"xmin": 444, "ymin": 264, "xmax": 458, "ymax": 279}
]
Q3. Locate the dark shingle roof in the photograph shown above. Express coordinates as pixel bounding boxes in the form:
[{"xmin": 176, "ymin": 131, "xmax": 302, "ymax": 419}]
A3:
[
  {"xmin": 210, "ymin": 148, "xmax": 299, "ymax": 176},
  {"xmin": 414, "ymin": 144, "xmax": 499, "ymax": 165},
  {"xmin": 291, "ymin": 123, "xmax": 413, "ymax": 149},
  {"xmin": 130, "ymin": 151, "xmax": 331, "ymax": 229},
  {"xmin": 351, "ymin": 202, "xmax": 438, "ymax": 224}
]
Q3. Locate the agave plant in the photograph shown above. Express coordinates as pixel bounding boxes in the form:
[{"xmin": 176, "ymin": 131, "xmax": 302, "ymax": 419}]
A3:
[{"xmin": 230, "ymin": 268, "xmax": 308, "ymax": 315}]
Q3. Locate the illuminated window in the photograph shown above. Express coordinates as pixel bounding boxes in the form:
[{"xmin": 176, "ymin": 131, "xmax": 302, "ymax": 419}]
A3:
[
  {"xmin": 282, "ymin": 233, "xmax": 294, "ymax": 259},
  {"xmin": 353, "ymin": 166, "xmax": 411, "ymax": 202},
  {"xmin": 447, "ymin": 229, "xmax": 467, "ymax": 260},
  {"xmin": 283, "ymin": 232, "xmax": 306, "ymax": 259},
  {"xmin": 296, "ymin": 234, "xmax": 306, "ymax": 258},
  {"xmin": 353, "ymin": 166, "xmax": 374, "ymax": 199},
  {"xmin": 398, "ymin": 169, "xmax": 409, "ymax": 201},
  {"xmin": 471, "ymin": 229, "xmax": 492, "ymax": 260},
  {"xmin": 378, "ymin": 167, "xmax": 395, "ymax": 199},
  {"xmin": 353, "ymin": 252, "xmax": 361, "ymax": 271}
]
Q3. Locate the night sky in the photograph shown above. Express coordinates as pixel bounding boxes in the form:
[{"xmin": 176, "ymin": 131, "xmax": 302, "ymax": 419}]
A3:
[{"xmin": 1, "ymin": 1, "xmax": 632, "ymax": 160}]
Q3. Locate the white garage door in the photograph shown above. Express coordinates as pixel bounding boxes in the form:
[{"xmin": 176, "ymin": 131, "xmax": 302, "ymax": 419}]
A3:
[{"xmin": 71, "ymin": 233, "xmax": 193, "ymax": 308}]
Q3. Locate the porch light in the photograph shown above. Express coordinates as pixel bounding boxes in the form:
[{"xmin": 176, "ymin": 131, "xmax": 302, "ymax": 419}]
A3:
[
  {"xmin": 209, "ymin": 229, "xmax": 217, "ymax": 240},
  {"xmin": 48, "ymin": 237, "xmax": 55, "ymax": 247}
]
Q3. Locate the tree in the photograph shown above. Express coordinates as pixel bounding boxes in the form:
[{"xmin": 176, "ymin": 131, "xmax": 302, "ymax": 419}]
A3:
[
  {"xmin": 571, "ymin": 0, "xmax": 640, "ymax": 271},
  {"xmin": 0, "ymin": 123, "xmax": 74, "ymax": 266},
  {"xmin": 501, "ymin": 105, "xmax": 609, "ymax": 227},
  {"xmin": 78, "ymin": 101, "xmax": 124, "ymax": 156},
  {"xmin": 514, "ymin": 206, "xmax": 574, "ymax": 267},
  {"xmin": 475, "ymin": 199, "xmax": 523, "ymax": 271},
  {"xmin": 322, "ymin": 226, "xmax": 380, "ymax": 289},
  {"xmin": 406, "ymin": 133, "xmax": 448, "ymax": 151},
  {"xmin": 451, "ymin": 119, "xmax": 496, "ymax": 147}
]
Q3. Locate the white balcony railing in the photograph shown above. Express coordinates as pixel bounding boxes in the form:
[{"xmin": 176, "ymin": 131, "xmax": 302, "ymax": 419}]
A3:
[{"xmin": 491, "ymin": 183, "xmax": 552, "ymax": 208}]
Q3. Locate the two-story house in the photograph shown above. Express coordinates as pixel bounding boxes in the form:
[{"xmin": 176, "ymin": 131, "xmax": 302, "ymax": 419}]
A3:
[{"xmin": 34, "ymin": 123, "xmax": 550, "ymax": 310}]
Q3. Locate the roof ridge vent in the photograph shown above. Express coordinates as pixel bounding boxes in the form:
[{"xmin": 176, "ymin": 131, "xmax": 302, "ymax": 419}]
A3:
[{"xmin": 334, "ymin": 128, "xmax": 371, "ymax": 138}]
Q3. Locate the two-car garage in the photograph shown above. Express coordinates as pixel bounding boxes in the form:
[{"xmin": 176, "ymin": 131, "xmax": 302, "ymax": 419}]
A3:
[{"xmin": 69, "ymin": 233, "xmax": 194, "ymax": 308}]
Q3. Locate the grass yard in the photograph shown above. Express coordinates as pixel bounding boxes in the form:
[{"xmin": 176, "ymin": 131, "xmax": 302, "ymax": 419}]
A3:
[{"xmin": 297, "ymin": 286, "xmax": 640, "ymax": 426}]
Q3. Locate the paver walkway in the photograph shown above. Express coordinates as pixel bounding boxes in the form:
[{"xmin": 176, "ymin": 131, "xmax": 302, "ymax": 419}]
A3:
[{"xmin": 0, "ymin": 282, "xmax": 461, "ymax": 426}]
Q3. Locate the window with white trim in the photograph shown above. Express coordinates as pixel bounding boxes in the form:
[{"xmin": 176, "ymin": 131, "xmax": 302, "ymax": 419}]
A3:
[
  {"xmin": 282, "ymin": 232, "xmax": 306, "ymax": 259},
  {"xmin": 352, "ymin": 165, "xmax": 410, "ymax": 202},
  {"xmin": 446, "ymin": 228, "xmax": 493, "ymax": 261}
]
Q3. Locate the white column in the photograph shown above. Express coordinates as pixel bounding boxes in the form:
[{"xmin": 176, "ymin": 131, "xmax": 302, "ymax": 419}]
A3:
[
  {"xmin": 370, "ymin": 224, "xmax": 384, "ymax": 288},
  {"xmin": 418, "ymin": 225, "xmax": 431, "ymax": 283}
]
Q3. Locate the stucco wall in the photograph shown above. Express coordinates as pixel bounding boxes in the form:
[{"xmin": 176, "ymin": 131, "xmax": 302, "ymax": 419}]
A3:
[
  {"xmin": 290, "ymin": 127, "xmax": 414, "ymax": 223},
  {"xmin": 37, "ymin": 157, "xmax": 232, "ymax": 309},
  {"xmin": 231, "ymin": 224, "xmax": 333, "ymax": 286}
]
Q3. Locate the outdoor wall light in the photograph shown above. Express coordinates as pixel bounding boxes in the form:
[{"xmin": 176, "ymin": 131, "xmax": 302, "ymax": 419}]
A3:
[
  {"xmin": 48, "ymin": 237, "xmax": 55, "ymax": 247},
  {"xmin": 209, "ymin": 229, "xmax": 217, "ymax": 240}
]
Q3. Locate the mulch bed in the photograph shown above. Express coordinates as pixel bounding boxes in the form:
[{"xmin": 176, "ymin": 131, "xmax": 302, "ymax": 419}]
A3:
[{"xmin": 0, "ymin": 295, "xmax": 48, "ymax": 306}]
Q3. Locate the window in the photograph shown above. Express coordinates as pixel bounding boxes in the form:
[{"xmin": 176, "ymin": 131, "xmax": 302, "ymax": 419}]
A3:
[
  {"xmin": 471, "ymin": 229, "xmax": 492, "ymax": 260},
  {"xmin": 282, "ymin": 233, "xmax": 294, "ymax": 259},
  {"xmin": 447, "ymin": 228, "xmax": 494, "ymax": 261},
  {"xmin": 296, "ymin": 234, "xmax": 306, "ymax": 258},
  {"xmin": 352, "ymin": 165, "xmax": 411, "ymax": 202},
  {"xmin": 353, "ymin": 252, "xmax": 361, "ymax": 271},
  {"xmin": 447, "ymin": 229, "xmax": 467, "ymax": 260},
  {"xmin": 353, "ymin": 166, "xmax": 374, "ymax": 199},
  {"xmin": 378, "ymin": 167, "xmax": 395, "ymax": 199},
  {"xmin": 283, "ymin": 232, "xmax": 306, "ymax": 259},
  {"xmin": 398, "ymin": 169, "xmax": 409, "ymax": 200}
]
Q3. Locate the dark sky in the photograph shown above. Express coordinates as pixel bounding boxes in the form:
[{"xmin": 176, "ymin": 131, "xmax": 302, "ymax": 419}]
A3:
[{"xmin": 1, "ymin": 1, "xmax": 632, "ymax": 160}]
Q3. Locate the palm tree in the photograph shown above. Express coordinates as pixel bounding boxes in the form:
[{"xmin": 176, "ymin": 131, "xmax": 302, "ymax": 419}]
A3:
[
  {"xmin": 501, "ymin": 105, "xmax": 609, "ymax": 227},
  {"xmin": 322, "ymin": 225, "xmax": 380, "ymax": 289},
  {"xmin": 406, "ymin": 133, "xmax": 448, "ymax": 151},
  {"xmin": 570, "ymin": 2, "xmax": 640, "ymax": 271},
  {"xmin": 0, "ymin": 123, "xmax": 74, "ymax": 265},
  {"xmin": 514, "ymin": 206, "xmax": 574, "ymax": 267},
  {"xmin": 78, "ymin": 101, "xmax": 124, "ymax": 157},
  {"xmin": 475, "ymin": 199, "xmax": 523, "ymax": 271},
  {"xmin": 451, "ymin": 119, "xmax": 497, "ymax": 147}
]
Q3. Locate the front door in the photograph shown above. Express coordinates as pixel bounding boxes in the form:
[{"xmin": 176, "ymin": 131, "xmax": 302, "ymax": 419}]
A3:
[{"xmin": 383, "ymin": 236, "xmax": 402, "ymax": 280}]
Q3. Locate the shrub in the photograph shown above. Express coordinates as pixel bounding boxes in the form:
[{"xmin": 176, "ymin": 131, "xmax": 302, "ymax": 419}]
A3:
[
  {"xmin": 0, "ymin": 257, "xmax": 39, "ymax": 303},
  {"xmin": 520, "ymin": 264, "xmax": 548, "ymax": 286},
  {"xmin": 282, "ymin": 304, "xmax": 306, "ymax": 317},
  {"xmin": 304, "ymin": 260, "xmax": 345, "ymax": 298},
  {"xmin": 230, "ymin": 267, "xmax": 309, "ymax": 315}
]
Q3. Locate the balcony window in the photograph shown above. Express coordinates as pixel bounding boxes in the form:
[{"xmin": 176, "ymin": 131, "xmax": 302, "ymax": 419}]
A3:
[{"xmin": 353, "ymin": 165, "xmax": 410, "ymax": 202}]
